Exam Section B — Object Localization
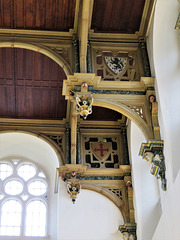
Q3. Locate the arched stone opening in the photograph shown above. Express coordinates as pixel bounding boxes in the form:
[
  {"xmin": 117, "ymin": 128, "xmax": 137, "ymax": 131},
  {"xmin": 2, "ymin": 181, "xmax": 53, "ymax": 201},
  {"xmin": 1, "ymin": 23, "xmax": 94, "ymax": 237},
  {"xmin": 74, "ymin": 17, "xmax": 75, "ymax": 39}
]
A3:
[{"xmin": 0, "ymin": 131, "xmax": 61, "ymax": 240}]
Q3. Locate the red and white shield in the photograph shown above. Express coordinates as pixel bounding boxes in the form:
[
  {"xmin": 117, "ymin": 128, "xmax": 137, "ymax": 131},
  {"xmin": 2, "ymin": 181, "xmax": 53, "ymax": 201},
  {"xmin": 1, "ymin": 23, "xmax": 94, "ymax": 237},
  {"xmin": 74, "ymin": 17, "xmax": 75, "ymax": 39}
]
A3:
[{"xmin": 90, "ymin": 142, "xmax": 112, "ymax": 162}]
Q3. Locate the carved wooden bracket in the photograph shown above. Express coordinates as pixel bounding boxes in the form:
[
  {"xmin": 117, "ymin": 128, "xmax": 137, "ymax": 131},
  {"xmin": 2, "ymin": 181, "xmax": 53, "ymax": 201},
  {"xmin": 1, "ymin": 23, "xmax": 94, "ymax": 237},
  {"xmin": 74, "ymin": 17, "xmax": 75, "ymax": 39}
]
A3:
[{"xmin": 57, "ymin": 164, "xmax": 134, "ymax": 222}]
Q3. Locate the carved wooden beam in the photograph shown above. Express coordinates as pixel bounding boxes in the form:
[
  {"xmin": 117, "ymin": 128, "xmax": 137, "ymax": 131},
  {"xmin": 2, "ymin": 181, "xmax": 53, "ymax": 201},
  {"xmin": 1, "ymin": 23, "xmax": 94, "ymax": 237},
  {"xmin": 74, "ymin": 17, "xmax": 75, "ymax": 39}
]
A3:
[
  {"xmin": 79, "ymin": 0, "xmax": 90, "ymax": 73},
  {"xmin": 70, "ymin": 102, "xmax": 77, "ymax": 164}
]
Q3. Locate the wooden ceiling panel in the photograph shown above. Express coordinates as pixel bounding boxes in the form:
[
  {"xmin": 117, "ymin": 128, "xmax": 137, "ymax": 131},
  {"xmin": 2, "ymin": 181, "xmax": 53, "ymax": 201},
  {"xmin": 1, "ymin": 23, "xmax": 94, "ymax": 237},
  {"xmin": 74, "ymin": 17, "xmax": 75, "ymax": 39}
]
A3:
[
  {"xmin": 0, "ymin": 0, "xmax": 76, "ymax": 31},
  {"xmin": 0, "ymin": 48, "xmax": 67, "ymax": 120},
  {"xmin": 86, "ymin": 106, "xmax": 122, "ymax": 121},
  {"xmin": 91, "ymin": 0, "xmax": 146, "ymax": 34}
]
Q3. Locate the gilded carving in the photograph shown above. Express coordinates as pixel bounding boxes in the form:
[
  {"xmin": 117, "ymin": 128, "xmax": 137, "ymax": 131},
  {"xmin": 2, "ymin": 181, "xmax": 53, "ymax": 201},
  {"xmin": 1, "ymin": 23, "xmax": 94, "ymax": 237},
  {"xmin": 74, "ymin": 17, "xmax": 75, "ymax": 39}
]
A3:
[
  {"xmin": 139, "ymin": 140, "xmax": 167, "ymax": 191},
  {"xmin": 75, "ymin": 93, "xmax": 93, "ymax": 120},
  {"xmin": 62, "ymin": 171, "xmax": 81, "ymax": 204},
  {"xmin": 119, "ymin": 223, "xmax": 137, "ymax": 240}
]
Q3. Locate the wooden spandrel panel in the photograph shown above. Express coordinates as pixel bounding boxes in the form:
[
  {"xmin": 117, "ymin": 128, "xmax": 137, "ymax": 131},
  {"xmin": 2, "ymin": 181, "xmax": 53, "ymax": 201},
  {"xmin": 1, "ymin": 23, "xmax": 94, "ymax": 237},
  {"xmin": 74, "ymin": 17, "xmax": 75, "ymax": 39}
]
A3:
[
  {"xmin": 0, "ymin": 0, "xmax": 76, "ymax": 31},
  {"xmin": 91, "ymin": 0, "xmax": 145, "ymax": 34},
  {"xmin": 0, "ymin": 48, "xmax": 67, "ymax": 120}
]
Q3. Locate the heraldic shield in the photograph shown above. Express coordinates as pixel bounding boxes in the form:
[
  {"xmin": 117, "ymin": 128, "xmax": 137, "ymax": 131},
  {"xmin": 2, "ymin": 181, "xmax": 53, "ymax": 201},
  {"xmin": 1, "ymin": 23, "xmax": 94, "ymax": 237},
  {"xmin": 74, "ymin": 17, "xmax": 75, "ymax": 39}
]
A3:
[
  {"xmin": 90, "ymin": 142, "xmax": 112, "ymax": 162},
  {"xmin": 104, "ymin": 56, "xmax": 127, "ymax": 75}
]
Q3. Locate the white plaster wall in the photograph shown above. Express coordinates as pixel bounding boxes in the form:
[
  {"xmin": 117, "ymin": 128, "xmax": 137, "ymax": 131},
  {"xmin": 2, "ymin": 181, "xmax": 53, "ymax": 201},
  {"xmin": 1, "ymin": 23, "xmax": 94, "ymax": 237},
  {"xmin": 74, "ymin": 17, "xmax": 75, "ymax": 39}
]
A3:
[
  {"xmin": 152, "ymin": 170, "xmax": 180, "ymax": 240},
  {"xmin": 58, "ymin": 179, "xmax": 124, "ymax": 240},
  {"xmin": 127, "ymin": 121, "xmax": 161, "ymax": 240},
  {"xmin": 145, "ymin": 0, "xmax": 180, "ymax": 239},
  {"xmin": 0, "ymin": 132, "xmax": 59, "ymax": 240},
  {"xmin": 150, "ymin": 0, "xmax": 180, "ymax": 182}
]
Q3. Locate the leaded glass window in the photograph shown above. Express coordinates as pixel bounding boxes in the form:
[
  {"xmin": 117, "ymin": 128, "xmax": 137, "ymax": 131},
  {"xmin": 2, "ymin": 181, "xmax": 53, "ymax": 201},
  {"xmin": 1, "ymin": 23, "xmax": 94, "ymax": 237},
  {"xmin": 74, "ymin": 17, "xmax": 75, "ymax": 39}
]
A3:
[{"xmin": 0, "ymin": 160, "xmax": 48, "ymax": 237}]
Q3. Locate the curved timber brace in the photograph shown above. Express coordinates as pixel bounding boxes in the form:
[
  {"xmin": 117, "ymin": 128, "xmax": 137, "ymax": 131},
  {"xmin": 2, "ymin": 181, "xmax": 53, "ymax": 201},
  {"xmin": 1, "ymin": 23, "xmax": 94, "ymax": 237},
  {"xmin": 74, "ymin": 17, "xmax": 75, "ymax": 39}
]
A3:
[
  {"xmin": 57, "ymin": 164, "xmax": 135, "ymax": 223},
  {"xmin": 62, "ymin": 73, "xmax": 159, "ymax": 140}
]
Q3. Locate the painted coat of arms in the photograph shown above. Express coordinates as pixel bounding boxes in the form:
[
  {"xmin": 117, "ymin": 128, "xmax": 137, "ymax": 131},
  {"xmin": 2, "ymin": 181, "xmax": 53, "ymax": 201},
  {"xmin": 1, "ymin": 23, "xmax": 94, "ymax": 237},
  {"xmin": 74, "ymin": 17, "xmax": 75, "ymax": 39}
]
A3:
[
  {"xmin": 90, "ymin": 141, "xmax": 112, "ymax": 162},
  {"xmin": 104, "ymin": 57, "xmax": 127, "ymax": 75}
]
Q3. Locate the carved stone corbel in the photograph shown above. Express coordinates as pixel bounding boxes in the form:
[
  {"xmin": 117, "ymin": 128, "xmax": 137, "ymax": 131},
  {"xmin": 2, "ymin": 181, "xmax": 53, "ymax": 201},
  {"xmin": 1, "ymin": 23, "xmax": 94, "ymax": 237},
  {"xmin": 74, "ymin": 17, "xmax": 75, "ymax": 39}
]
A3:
[
  {"xmin": 139, "ymin": 140, "xmax": 167, "ymax": 191},
  {"xmin": 119, "ymin": 223, "xmax": 137, "ymax": 240}
]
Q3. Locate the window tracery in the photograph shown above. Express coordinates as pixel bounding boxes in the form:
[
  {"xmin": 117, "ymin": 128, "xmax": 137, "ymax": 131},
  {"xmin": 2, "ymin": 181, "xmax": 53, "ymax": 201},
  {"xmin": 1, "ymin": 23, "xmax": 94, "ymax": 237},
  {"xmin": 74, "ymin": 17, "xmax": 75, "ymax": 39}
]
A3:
[{"xmin": 0, "ymin": 160, "xmax": 48, "ymax": 237}]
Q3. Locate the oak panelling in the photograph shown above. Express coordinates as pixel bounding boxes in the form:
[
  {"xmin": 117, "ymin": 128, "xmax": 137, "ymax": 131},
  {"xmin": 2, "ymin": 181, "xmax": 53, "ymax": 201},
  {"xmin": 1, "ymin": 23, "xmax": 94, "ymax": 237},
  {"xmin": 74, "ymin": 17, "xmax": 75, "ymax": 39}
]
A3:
[
  {"xmin": 91, "ymin": 0, "xmax": 145, "ymax": 34},
  {"xmin": 0, "ymin": 48, "xmax": 15, "ymax": 117},
  {"xmin": 0, "ymin": 0, "xmax": 76, "ymax": 31},
  {"xmin": 0, "ymin": 48, "xmax": 67, "ymax": 120},
  {"xmin": 86, "ymin": 106, "xmax": 122, "ymax": 121}
]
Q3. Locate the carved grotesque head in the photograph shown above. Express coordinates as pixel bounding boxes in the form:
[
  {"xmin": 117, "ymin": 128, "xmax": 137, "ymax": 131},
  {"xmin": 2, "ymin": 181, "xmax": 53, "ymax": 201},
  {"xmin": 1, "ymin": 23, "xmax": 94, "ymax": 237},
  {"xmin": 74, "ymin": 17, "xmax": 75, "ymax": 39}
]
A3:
[
  {"xmin": 122, "ymin": 232, "xmax": 129, "ymax": 240},
  {"xmin": 81, "ymin": 82, "xmax": 88, "ymax": 92},
  {"xmin": 71, "ymin": 171, "xmax": 76, "ymax": 178},
  {"xmin": 143, "ymin": 151, "xmax": 154, "ymax": 163},
  {"xmin": 149, "ymin": 94, "xmax": 156, "ymax": 103}
]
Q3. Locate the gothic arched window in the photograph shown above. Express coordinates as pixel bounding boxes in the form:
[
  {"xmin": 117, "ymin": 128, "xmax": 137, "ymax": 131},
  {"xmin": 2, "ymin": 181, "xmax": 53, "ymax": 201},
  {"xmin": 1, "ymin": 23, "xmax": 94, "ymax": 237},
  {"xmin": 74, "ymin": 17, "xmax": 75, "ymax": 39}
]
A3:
[{"xmin": 0, "ymin": 160, "xmax": 48, "ymax": 237}]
